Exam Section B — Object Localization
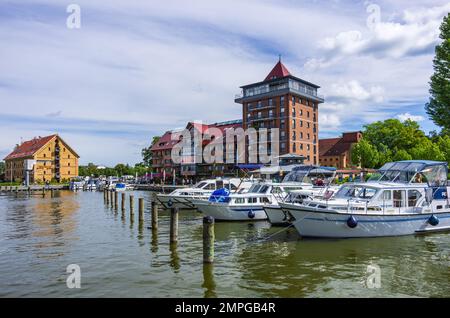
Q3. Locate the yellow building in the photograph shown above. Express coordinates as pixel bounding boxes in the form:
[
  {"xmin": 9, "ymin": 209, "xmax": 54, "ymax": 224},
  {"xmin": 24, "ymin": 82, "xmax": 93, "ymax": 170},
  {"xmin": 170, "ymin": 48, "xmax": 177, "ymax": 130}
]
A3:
[{"xmin": 4, "ymin": 134, "xmax": 79, "ymax": 183}]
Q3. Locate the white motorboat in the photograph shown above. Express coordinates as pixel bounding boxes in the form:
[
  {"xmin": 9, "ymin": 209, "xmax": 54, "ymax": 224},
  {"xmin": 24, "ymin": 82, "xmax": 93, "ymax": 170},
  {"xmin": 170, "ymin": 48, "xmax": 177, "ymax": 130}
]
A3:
[
  {"xmin": 280, "ymin": 160, "xmax": 450, "ymax": 238},
  {"xmin": 193, "ymin": 181, "xmax": 311, "ymax": 221},
  {"xmin": 264, "ymin": 166, "xmax": 339, "ymax": 226},
  {"xmin": 156, "ymin": 178, "xmax": 250, "ymax": 210}
]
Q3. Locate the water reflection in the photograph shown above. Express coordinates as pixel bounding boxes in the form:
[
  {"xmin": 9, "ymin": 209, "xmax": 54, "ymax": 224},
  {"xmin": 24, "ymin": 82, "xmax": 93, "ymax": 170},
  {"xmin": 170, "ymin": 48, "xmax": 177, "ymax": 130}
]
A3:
[
  {"xmin": 202, "ymin": 263, "xmax": 217, "ymax": 298},
  {"xmin": 170, "ymin": 243, "xmax": 180, "ymax": 272}
]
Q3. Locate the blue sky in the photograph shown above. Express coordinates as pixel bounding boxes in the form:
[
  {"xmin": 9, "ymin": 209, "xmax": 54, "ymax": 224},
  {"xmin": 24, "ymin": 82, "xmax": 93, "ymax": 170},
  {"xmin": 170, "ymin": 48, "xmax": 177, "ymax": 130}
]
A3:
[{"xmin": 0, "ymin": 0, "xmax": 449, "ymax": 166}]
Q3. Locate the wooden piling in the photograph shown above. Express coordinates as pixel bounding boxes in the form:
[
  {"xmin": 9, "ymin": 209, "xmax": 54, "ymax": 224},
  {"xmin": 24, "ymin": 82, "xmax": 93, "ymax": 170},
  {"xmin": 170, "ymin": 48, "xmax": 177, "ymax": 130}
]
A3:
[
  {"xmin": 151, "ymin": 201, "xmax": 158, "ymax": 230},
  {"xmin": 203, "ymin": 216, "xmax": 215, "ymax": 264},
  {"xmin": 138, "ymin": 198, "xmax": 144, "ymax": 223},
  {"xmin": 106, "ymin": 190, "xmax": 110, "ymax": 205},
  {"xmin": 121, "ymin": 193, "xmax": 126, "ymax": 211},
  {"xmin": 129, "ymin": 195, "xmax": 134, "ymax": 219},
  {"xmin": 170, "ymin": 207, "xmax": 178, "ymax": 243},
  {"xmin": 42, "ymin": 187, "xmax": 45, "ymax": 198},
  {"xmin": 114, "ymin": 191, "xmax": 118, "ymax": 210},
  {"xmin": 103, "ymin": 190, "xmax": 107, "ymax": 203},
  {"xmin": 110, "ymin": 190, "xmax": 114, "ymax": 206},
  {"xmin": 51, "ymin": 189, "xmax": 54, "ymax": 198}
]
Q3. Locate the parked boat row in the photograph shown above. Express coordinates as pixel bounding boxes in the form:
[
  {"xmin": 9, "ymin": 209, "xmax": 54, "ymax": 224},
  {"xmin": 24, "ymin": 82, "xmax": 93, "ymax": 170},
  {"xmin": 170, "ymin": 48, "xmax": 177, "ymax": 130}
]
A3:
[
  {"xmin": 156, "ymin": 160, "xmax": 450, "ymax": 238},
  {"xmin": 69, "ymin": 176, "xmax": 135, "ymax": 192}
]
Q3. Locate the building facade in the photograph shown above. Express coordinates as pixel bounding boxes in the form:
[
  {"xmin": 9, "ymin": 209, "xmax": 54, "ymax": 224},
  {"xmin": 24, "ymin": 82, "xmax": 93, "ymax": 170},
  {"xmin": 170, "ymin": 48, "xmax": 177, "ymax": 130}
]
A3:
[
  {"xmin": 150, "ymin": 120, "xmax": 243, "ymax": 182},
  {"xmin": 235, "ymin": 60, "xmax": 324, "ymax": 165},
  {"xmin": 4, "ymin": 134, "xmax": 79, "ymax": 183},
  {"xmin": 319, "ymin": 131, "xmax": 362, "ymax": 169}
]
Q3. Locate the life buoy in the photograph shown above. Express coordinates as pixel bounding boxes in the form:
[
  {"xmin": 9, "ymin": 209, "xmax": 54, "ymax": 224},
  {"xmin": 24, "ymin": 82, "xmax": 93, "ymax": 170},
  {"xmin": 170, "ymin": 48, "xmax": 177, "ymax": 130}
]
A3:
[{"xmin": 248, "ymin": 210, "xmax": 255, "ymax": 219}]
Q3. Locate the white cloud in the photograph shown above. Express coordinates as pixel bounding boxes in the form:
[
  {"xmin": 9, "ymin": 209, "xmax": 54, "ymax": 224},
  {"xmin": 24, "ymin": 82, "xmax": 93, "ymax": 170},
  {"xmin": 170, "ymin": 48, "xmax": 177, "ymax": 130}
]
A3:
[
  {"xmin": 316, "ymin": 2, "xmax": 449, "ymax": 59},
  {"xmin": 396, "ymin": 112, "xmax": 425, "ymax": 122},
  {"xmin": 319, "ymin": 113, "xmax": 341, "ymax": 131},
  {"xmin": 328, "ymin": 80, "xmax": 384, "ymax": 102}
]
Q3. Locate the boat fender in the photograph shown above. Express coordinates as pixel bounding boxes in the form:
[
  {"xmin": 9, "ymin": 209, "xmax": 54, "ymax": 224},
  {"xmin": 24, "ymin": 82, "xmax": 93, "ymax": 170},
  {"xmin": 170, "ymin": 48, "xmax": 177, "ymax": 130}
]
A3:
[
  {"xmin": 347, "ymin": 215, "xmax": 358, "ymax": 228},
  {"xmin": 168, "ymin": 199, "xmax": 173, "ymax": 207},
  {"xmin": 248, "ymin": 211, "xmax": 255, "ymax": 219},
  {"xmin": 428, "ymin": 215, "xmax": 439, "ymax": 226}
]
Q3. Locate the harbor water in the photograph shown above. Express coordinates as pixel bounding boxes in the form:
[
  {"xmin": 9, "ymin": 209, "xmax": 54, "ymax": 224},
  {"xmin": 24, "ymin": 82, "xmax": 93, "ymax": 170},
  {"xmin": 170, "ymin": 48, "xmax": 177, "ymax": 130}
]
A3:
[{"xmin": 0, "ymin": 190, "xmax": 449, "ymax": 297}]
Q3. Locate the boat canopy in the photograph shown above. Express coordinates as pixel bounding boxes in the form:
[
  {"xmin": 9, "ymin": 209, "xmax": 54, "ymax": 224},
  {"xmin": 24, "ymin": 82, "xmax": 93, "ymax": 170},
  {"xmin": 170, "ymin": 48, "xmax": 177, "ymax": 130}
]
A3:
[
  {"xmin": 283, "ymin": 165, "xmax": 336, "ymax": 183},
  {"xmin": 369, "ymin": 160, "xmax": 448, "ymax": 186}
]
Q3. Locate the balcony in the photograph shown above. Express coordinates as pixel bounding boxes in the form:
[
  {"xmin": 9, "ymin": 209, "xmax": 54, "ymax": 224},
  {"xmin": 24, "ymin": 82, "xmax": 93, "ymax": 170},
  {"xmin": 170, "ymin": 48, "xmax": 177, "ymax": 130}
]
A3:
[
  {"xmin": 248, "ymin": 115, "xmax": 276, "ymax": 122},
  {"xmin": 236, "ymin": 78, "xmax": 324, "ymax": 103}
]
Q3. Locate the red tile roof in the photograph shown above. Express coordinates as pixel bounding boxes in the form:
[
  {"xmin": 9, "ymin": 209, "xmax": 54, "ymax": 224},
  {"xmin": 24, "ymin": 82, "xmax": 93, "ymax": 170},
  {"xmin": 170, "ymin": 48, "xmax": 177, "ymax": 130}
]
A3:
[
  {"xmin": 4, "ymin": 135, "xmax": 57, "ymax": 160},
  {"xmin": 320, "ymin": 132, "xmax": 362, "ymax": 157},
  {"xmin": 265, "ymin": 61, "xmax": 291, "ymax": 81},
  {"xmin": 150, "ymin": 131, "xmax": 180, "ymax": 151}
]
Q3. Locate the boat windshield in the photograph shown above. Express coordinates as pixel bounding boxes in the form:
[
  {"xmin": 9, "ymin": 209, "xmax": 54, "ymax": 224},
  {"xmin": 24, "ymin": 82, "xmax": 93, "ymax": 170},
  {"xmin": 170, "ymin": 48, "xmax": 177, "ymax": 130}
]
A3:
[
  {"xmin": 334, "ymin": 185, "xmax": 363, "ymax": 199},
  {"xmin": 194, "ymin": 182, "xmax": 207, "ymax": 189},
  {"xmin": 248, "ymin": 184, "xmax": 270, "ymax": 194}
]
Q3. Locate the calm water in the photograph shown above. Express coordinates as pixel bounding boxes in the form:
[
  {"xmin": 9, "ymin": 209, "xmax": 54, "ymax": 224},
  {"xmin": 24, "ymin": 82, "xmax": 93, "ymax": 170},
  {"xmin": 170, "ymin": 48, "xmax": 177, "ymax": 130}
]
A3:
[{"xmin": 0, "ymin": 190, "xmax": 448, "ymax": 298}]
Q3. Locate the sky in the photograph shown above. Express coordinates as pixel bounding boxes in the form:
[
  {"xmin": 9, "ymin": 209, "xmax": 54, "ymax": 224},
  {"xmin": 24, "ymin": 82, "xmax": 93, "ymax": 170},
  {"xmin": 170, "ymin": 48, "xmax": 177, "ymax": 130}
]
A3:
[{"xmin": 0, "ymin": 0, "xmax": 449, "ymax": 166}]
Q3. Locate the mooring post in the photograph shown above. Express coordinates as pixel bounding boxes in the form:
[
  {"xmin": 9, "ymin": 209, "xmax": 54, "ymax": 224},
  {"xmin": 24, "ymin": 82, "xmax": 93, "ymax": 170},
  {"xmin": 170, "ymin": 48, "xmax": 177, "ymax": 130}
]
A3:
[
  {"xmin": 151, "ymin": 201, "xmax": 158, "ymax": 230},
  {"xmin": 51, "ymin": 189, "xmax": 54, "ymax": 198},
  {"xmin": 138, "ymin": 198, "xmax": 144, "ymax": 223},
  {"xmin": 103, "ymin": 189, "xmax": 107, "ymax": 203},
  {"xmin": 114, "ymin": 191, "xmax": 118, "ymax": 210},
  {"xmin": 110, "ymin": 190, "xmax": 114, "ymax": 207},
  {"xmin": 170, "ymin": 207, "xmax": 179, "ymax": 243},
  {"xmin": 42, "ymin": 187, "xmax": 45, "ymax": 198},
  {"xmin": 129, "ymin": 194, "xmax": 135, "ymax": 219},
  {"xmin": 106, "ymin": 190, "xmax": 110, "ymax": 205},
  {"xmin": 121, "ymin": 193, "xmax": 126, "ymax": 211},
  {"xmin": 203, "ymin": 216, "xmax": 215, "ymax": 264}
]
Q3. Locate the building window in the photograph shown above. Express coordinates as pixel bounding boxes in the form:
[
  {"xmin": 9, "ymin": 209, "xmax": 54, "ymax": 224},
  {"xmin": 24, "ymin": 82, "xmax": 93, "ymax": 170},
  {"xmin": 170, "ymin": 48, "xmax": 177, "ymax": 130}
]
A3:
[
  {"xmin": 269, "ymin": 99, "xmax": 273, "ymax": 106},
  {"xmin": 307, "ymin": 144, "xmax": 310, "ymax": 151},
  {"xmin": 281, "ymin": 131, "xmax": 285, "ymax": 138},
  {"xmin": 43, "ymin": 154, "xmax": 46, "ymax": 158},
  {"xmin": 300, "ymin": 109, "xmax": 303, "ymax": 116},
  {"xmin": 280, "ymin": 120, "xmax": 285, "ymax": 129},
  {"xmin": 281, "ymin": 142, "xmax": 286, "ymax": 150},
  {"xmin": 68, "ymin": 163, "xmax": 71, "ymax": 167},
  {"xmin": 258, "ymin": 112, "xmax": 262, "ymax": 119},
  {"xmin": 307, "ymin": 122, "xmax": 310, "ymax": 128},
  {"xmin": 292, "ymin": 107, "xmax": 296, "ymax": 117},
  {"xmin": 300, "ymin": 143, "xmax": 303, "ymax": 150},
  {"xmin": 300, "ymin": 120, "xmax": 303, "ymax": 127},
  {"xmin": 68, "ymin": 171, "xmax": 71, "ymax": 175},
  {"xmin": 292, "ymin": 119, "xmax": 296, "ymax": 129},
  {"xmin": 300, "ymin": 132, "xmax": 303, "ymax": 139},
  {"xmin": 257, "ymin": 101, "xmax": 262, "ymax": 108},
  {"xmin": 68, "ymin": 154, "xmax": 71, "ymax": 159},
  {"xmin": 280, "ymin": 96, "xmax": 285, "ymax": 106},
  {"xmin": 280, "ymin": 106, "xmax": 285, "ymax": 113},
  {"xmin": 293, "ymin": 143, "xmax": 296, "ymax": 152},
  {"xmin": 292, "ymin": 131, "xmax": 296, "ymax": 140},
  {"xmin": 307, "ymin": 133, "xmax": 310, "ymax": 139},
  {"xmin": 292, "ymin": 96, "xmax": 295, "ymax": 105},
  {"xmin": 269, "ymin": 109, "xmax": 273, "ymax": 117},
  {"xmin": 307, "ymin": 111, "xmax": 310, "ymax": 118}
]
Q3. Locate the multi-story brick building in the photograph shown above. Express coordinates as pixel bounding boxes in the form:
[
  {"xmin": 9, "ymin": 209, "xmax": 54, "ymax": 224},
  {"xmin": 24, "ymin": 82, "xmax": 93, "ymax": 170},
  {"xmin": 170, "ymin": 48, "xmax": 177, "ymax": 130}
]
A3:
[
  {"xmin": 3, "ymin": 134, "xmax": 79, "ymax": 183},
  {"xmin": 319, "ymin": 131, "xmax": 362, "ymax": 169},
  {"xmin": 150, "ymin": 130, "xmax": 181, "ymax": 180},
  {"xmin": 235, "ymin": 59, "xmax": 324, "ymax": 165}
]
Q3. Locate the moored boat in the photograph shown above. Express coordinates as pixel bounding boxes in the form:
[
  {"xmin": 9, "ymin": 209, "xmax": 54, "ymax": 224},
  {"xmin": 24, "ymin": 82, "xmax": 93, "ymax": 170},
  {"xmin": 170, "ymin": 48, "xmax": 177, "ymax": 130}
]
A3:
[{"xmin": 280, "ymin": 160, "xmax": 450, "ymax": 238}]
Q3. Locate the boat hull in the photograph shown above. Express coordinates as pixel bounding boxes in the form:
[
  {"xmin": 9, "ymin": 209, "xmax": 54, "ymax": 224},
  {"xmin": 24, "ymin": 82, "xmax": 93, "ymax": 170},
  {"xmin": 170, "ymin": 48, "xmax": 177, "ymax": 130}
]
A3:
[
  {"xmin": 284, "ymin": 205, "xmax": 450, "ymax": 238},
  {"xmin": 195, "ymin": 201, "xmax": 267, "ymax": 221},
  {"xmin": 156, "ymin": 194, "xmax": 199, "ymax": 210},
  {"xmin": 264, "ymin": 205, "xmax": 291, "ymax": 226}
]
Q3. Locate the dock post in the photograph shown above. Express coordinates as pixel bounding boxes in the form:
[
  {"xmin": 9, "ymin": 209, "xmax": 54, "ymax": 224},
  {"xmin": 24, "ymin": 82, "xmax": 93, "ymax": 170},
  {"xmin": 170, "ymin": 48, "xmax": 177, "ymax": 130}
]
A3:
[
  {"xmin": 106, "ymin": 190, "xmax": 110, "ymax": 205},
  {"xmin": 129, "ymin": 194, "xmax": 134, "ymax": 219},
  {"xmin": 138, "ymin": 198, "xmax": 144, "ymax": 223},
  {"xmin": 15, "ymin": 187, "xmax": 18, "ymax": 197},
  {"xmin": 170, "ymin": 207, "xmax": 178, "ymax": 244},
  {"xmin": 151, "ymin": 201, "xmax": 158, "ymax": 230},
  {"xmin": 103, "ymin": 190, "xmax": 107, "ymax": 203},
  {"xmin": 203, "ymin": 216, "xmax": 215, "ymax": 264},
  {"xmin": 51, "ymin": 189, "xmax": 54, "ymax": 198},
  {"xmin": 121, "ymin": 193, "xmax": 126, "ymax": 211},
  {"xmin": 114, "ymin": 191, "xmax": 118, "ymax": 210},
  {"xmin": 110, "ymin": 190, "xmax": 114, "ymax": 207},
  {"xmin": 42, "ymin": 187, "xmax": 45, "ymax": 198}
]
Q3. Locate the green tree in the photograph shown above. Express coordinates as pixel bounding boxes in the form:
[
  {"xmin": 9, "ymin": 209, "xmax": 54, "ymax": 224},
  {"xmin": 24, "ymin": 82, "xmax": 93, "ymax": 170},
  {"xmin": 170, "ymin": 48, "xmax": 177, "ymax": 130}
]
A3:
[
  {"xmin": 425, "ymin": 13, "xmax": 450, "ymax": 131},
  {"xmin": 351, "ymin": 138, "xmax": 379, "ymax": 168},
  {"xmin": 410, "ymin": 138, "xmax": 445, "ymax": 161},
  {"xmin": 0, "ymin": 161, "xmax": 5, "ymax": 175},
  {"xmin": 142, "ymin": 136, "xmax": 161, "ymax": 167}
]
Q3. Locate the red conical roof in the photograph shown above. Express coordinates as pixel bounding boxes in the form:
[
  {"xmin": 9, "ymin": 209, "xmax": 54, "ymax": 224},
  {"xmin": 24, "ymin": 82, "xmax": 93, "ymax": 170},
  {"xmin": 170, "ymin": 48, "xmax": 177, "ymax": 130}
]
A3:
[{"xmin": 264, "ymin": 60, "xmax": 291, "ymax": 81}]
